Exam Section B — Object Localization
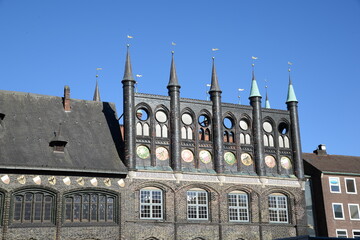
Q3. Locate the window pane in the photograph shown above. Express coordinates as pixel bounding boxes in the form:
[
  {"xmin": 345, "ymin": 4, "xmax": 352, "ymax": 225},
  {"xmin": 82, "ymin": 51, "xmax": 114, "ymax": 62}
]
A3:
[
  {"xmin": 329, "ymin": 177, "xmax": 340, "ymax": 193},
  {"xmin": 91, "ymin": 194, "xmax": 98, "ymax": 221},
  {"xmin": 346, "ymin": 179, "xmax": 356, "ymax": 193},
  {"xmin": 107, "ymin": 198, "xmax": 114, "ymax": 222},
  {"xmin": 82, "ymin": 195, "xmax": 90, "ymax": 221},
  {"xmin": 65, "ymin": 198, "xmax": 72, "ymax": 221},
  {"xmin": 99, "ymin": 195, "xmax": 106, "ymax": 221},
  {"xmin": 333, "ymin": 204, "xmax": 343, "ymax": 219},
  {"xmin": 14, "ymin": 198, "xmax": 22, "ymax": 222},
  {"xmin": 350, "ymin": 205, "xmax": 360, "ymax": 219},
  {"xmin": 353, "ymin": 231, "xmax": 360, "ymax": 238},
  {"xmin": 337, "ymin": 230, "xmax": 347, "ymax": 238}
]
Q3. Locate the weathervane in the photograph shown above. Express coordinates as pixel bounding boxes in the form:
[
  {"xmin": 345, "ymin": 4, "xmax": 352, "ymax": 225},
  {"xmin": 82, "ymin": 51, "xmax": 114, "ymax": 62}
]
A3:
[{"xmin": 238, "ymin": 88, "xmax": 245, "ymax": 104}]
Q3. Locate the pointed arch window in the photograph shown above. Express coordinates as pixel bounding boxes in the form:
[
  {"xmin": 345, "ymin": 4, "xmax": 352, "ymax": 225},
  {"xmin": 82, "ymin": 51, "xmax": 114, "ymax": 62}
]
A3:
[
  {"xmin": 278, "ymin": 122, "xmax": 290, "ymax": 149},
  {"xmin": 223, "ymin": 116, "xmax": 235, "ymax": 143},
  {"xmin": 198, "ymin": 114, "xmax": 211, "ymax": 141},
  {"xmin": 263, "ymin": 121, "xmax": 274, "ymax": 147},
  {"xmin": 239, "ymin": 118, "xmax": 251, "ymax": 145},
  {"xmin": 155, "ymin": 110, "xmax": 168, "ymax": 138},
  {"xmin": 136, "ymin": 108, "xmax": 150, "ymax": 137}
]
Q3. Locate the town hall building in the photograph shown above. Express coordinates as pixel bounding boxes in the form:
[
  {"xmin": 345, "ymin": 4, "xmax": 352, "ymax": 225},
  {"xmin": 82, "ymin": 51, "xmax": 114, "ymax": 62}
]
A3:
[{"xmin": 0, "ymin": 47, "xmax": 308, "ymax": 240}]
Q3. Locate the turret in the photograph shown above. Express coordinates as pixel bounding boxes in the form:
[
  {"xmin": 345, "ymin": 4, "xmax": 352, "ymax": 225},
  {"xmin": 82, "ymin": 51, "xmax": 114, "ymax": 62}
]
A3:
[
  {"xmin": 167, "ymin": 52, "xmax": 182, "ymax": 172},
  {"xmin": 121, "ymin": 45, "xmax": 136, "ymax": 170},
  {"xmin": 249, "ymin": 64, "xmax": 265, "ymax": 176},
  {"xmin": 286, "ymin": 69, "xmax": 304, "ymax": 179},
  {"xmin": 209, "ymin": 58, "xmax": 224, "ymax": 174}
]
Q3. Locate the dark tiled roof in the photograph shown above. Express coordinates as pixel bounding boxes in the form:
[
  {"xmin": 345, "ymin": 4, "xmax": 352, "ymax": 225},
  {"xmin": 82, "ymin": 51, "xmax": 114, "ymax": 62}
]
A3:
[
  {"xmin": 303, "ymin": 152, "xmax": 360, "ymax": 174},
  {"xmin": 0, "ymin": 90, "xmax": 127, "ymax": 175}
]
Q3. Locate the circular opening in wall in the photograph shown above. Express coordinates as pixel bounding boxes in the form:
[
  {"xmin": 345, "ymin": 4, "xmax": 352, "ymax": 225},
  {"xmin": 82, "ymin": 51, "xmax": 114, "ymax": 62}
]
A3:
[
  {"xmin": 136, "ymin": 108, "xmax": 149, "ymax": 121},
  {"xmin": 198, "ymin": 115, "xmax": 210, "ymax": 127},
  {"xmin": 239, "ymin": 119, "xmax": 249, "ymax": 131},
  {"xmin": 263, "ymin": 121, "xmax": 273, "ymax": 133},
  {"xmin": 182, "ymin": 113, "xmax": 193, "ymax": 125},
  {"xmin": 155, "ymin": 110, "xmax": 167, "ymax": 123},
  {"xmin": 223, "ymin": 117, "xmax": 233, "ymax": 129},
  {"xmin": 278, "ymin": 122, "xmax": 289, "ymax": 135}
]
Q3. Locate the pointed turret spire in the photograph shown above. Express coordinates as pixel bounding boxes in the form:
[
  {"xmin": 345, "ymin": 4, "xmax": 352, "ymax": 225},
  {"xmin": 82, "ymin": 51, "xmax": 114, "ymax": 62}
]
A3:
[
  {"xmin": 286, "ymin": 69, "xmax": 298, "ymax": 103},
  {"xmin": 93, "ymin": 79, "xmax": 101, "ymax": 101},
  {"xmin": 209, "ymin": 57, "xmax": 221, "ymax": 92},
  {"xmin": 123, "ymin": 44, "xmax": 135, "ymax": 81},
  {"xmin": 167, "ymin": 51, "xmax": 180, "ymax": 87},
  {"xmin": 265, "ymin": 87, "xmax": 271, "ymax": 108},
  {"xmin": 249, "ymin": 64, "xmax": 261, "ymax": 97}
]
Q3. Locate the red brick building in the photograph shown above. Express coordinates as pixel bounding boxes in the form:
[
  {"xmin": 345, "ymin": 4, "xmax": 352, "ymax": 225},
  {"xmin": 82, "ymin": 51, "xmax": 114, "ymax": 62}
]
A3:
[{"xmin": 304, "ymin": 145, "xmax": 360, "ymax": 238}]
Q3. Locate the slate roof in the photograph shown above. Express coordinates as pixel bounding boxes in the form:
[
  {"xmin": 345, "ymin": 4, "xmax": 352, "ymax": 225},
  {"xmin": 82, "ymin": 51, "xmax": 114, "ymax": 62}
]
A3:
[
  {"xmin": 0, "ymin": 90, "xmax": 127, "ymax": 175},
  {"xmin": 303, "ymin": 152, "xmax": 360, "ymax": 175}
]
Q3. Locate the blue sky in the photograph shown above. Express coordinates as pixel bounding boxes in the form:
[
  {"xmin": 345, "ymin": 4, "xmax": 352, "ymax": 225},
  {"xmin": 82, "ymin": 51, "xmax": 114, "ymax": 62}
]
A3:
[{"xmin": 0, "ymin": 0, "xmax": 359, "ymax": 156}]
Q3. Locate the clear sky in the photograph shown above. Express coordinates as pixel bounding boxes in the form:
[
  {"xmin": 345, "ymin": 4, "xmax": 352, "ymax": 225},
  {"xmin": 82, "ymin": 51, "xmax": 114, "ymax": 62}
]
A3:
[{"xmin": 0, "ymin": 0, "xmax": 359, "ymax": 156}]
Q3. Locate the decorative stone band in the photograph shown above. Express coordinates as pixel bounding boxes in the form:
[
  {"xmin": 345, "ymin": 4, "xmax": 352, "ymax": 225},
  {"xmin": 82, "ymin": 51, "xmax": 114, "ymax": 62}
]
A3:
[{"xmin": 127, "ymin": 171, "xmax": 302, "ymax": 188}]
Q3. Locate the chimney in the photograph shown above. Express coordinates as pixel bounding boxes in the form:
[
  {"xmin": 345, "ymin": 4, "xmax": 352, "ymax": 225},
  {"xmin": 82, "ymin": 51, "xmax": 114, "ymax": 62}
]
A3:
[
  {"xmin": 313, "ymin": 144, "xmax": 327, "ymax": 155},
  {"xmin": 63, "ymin": 85, "xmax": 71, "ymax": 112}
]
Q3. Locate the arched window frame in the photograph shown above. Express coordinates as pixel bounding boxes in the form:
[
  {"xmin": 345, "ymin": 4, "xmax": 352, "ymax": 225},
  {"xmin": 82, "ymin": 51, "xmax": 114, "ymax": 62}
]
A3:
[
  {"xmin": 63, "ymin": 189, "xmax": 118, "ymax": 224},
  {"xmin": 139, "ymin": 187, "xmax": 163, "ymax": 220},
  {"xmin": 11, "ymin": 188, "xmax": 56, "ymax": 225},
  {"xmin": 135, "ymin": 104, "xmax": 152, "ymax": 137},
  {"xmin": 198, "ymin": 111, "xmax": 212, "ymax": 142},
  {"xmin": 239, "ymin": 115, "xmax": 252, "ymax": 145},
  {"xmin": 278, "ymin": 120, "xmax": 291, "ymax": 149},
  {"xmin": 263, "ymin": 118, "xmax": 275, "ymax": 148},
  {"xmin": 180, "ymin": 109, "xmax": 195, "ymax": 141},
  {"xmin": 228, "ymin": 190, "xmax": 250, "ymax": 222},
  {"xmin": 187, "ymin": 188, "xmax": 209, "ymax": 220},
  {"xmin": 223, "ymin": 113, "xmax": 236, "ymax": 143},
  {"xmin": 154, "ymin": 106, "xmax": 169, "ymax": 139},
  {"xmin": 268, "ymin": 193, "xmax": 289, "ymax": 223}
]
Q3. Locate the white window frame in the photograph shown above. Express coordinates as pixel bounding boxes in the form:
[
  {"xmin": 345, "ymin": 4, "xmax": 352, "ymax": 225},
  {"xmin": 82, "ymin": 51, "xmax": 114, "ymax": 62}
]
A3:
[
  {"xmin": 228, "ymin": 192, "xmax": 249, "ymax": 222},
  {"xmin": 345, "ymin": 178, "xmax": 357, "ymax": 194},
  {"xmin": 352, "ymin": 230, "xmax": 360, "ymax": 238},
  {"xmin": 187, "ymin": 190, "xmax": 208, "ymax": 220},
  {"xmin": 336, "ymin": 229, "xmax": 348, "ymax": 238},
  {"xmin": 332, "ymin": 203, "xmax": 345, "ymax": 220},
  {"xmin": 139, "ymin": 188, "xmax": 163, "ymax": 220},
  {"xmin": 268, "ymin": 194, "xmax": 288, "ymax": 223},
  {"xmin": 329, "ymin": 177, "xmax": 341, "ymax": 193},
  {"xmin": 349, "ymin": 204, "xmax": 360, "ymax": 220}
]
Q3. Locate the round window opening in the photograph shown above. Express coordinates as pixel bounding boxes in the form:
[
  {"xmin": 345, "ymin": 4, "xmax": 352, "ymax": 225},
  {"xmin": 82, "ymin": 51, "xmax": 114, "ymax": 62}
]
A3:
[
  {"xmin": 278, "ymin": 122, "xmax": 289, "ymax": 135},
  {"xmin": 182, "ymin": 113, "xmax": 193, "ymax": 125},
  {"xmin": 263, "ymin": 121, "xmax": 273, "ymax": 133},
  {"xmin": 223, "ymin": 117, "xmax": 233, "ymax": 129},
  {"xmin": 136, "ymin": 108, "xmax": 149, "ymax": 121},
  {"xmin": 155, "ymin": 110, "xmax": 167, "ymax": 123},
  {"xmin": 198, "ymin": 115, "xmax": 210, "ymax": 127},
  {"xmin": 239, "ymin": 119, "xmax": 249, "ymax": 131}
]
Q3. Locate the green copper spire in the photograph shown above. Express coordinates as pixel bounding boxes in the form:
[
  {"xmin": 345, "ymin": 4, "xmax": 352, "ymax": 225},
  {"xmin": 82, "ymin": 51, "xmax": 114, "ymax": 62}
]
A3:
[
  {"xmin": 249, "ymin": 64, "xmax": 261, "ymax": 98},
  {"xmin": 286, "ymin": 69, "xmax": 298, "ymax": 103},
  {"xmin": 123, "ymin": 44, "xmax": 135, "ymax": 81},
  {"xmin": 265, "ymin": 87, "xmax": 271, "ymax": 108}
]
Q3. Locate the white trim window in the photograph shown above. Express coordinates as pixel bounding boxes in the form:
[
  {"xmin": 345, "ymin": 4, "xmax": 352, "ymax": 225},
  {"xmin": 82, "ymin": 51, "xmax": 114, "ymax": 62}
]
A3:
[
  {"xmin": 140, "ymin": 188, "xmax": 163, "ymax": 219},
  {"xmin": 228, "ymin": 191, "xmax": 249, "ymax": 222},
  {"xmin": 349, "ymin": 204, "xmax": 360, "ymax": 220},
  {"xmin": 353, "ymin": 230, "xmax": 360, "ymax": 238},
  {"xmin": 187, "ymin": 189, "xmax": 208, "ymax": 220},
  {"xmin": 268, "ymin": 194, "xmax": 288, "ymax": 223},
  {"xmin": 336, "ymin": 229, "xmax": 348, "ymax": 238},
  {"xmin": 332, "ymin": 203, "xmax": 345, "ymax": 220},
  {"xmin": 345, "ymin": 178, "xmax": 357, "ymax": 194},
  {"xmin": 329, "ymin": 177, "xmax": 341, "ymax": 193}
]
